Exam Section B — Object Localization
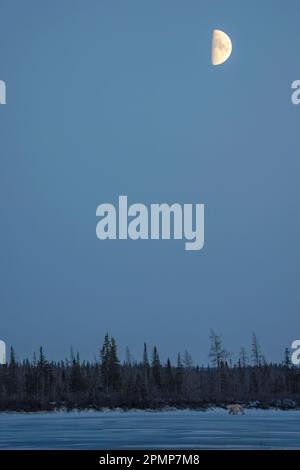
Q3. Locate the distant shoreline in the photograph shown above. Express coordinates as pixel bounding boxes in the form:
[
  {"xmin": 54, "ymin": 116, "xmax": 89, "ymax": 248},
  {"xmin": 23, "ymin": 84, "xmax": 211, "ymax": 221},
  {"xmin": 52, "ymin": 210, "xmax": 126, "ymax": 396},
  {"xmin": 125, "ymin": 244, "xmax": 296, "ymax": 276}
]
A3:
[
  {"xmin": 0, "ymin": 401, "xmax": 299, "ymax": 414},
  {"xmin": 1, "ymin": 335, "xmax": 299, "ymax": 415}
]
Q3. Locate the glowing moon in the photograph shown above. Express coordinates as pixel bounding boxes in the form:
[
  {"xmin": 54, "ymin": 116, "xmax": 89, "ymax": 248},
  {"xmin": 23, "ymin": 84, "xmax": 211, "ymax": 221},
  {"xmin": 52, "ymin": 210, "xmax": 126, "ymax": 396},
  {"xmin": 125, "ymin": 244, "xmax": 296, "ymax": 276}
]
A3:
[{"xmin": 211, "ymin": 29, "xmax": 232, "ymax": 65}]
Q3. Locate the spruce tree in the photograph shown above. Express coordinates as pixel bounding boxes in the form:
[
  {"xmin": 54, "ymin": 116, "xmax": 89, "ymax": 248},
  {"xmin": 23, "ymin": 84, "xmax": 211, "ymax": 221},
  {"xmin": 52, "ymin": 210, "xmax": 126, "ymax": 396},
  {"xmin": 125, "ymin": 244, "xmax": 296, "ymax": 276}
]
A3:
[
  {"xmin": 283, "ymin": 347, "xmax": 291, "ymax": 368},
  {"xmin": 100, "ymin": 333, "xmax": 111, "ymax": 392},
  {"xmin": 109, "ymin": 337, "xmax": 120, "ymax": 390},
  {"xmin": 151, "ymin": 346, "xmax": 161, "ymax": 387},
  {"xmin": 9, "ymin": 347, "xmax": 16, "ymax": 369},
  {"xmin": 165, "ymin": 358, "xmax": 174, "ymax": 392},
  {"xmin": 175, "ymin": 353, "xmax": 183, "ymax": 394}
]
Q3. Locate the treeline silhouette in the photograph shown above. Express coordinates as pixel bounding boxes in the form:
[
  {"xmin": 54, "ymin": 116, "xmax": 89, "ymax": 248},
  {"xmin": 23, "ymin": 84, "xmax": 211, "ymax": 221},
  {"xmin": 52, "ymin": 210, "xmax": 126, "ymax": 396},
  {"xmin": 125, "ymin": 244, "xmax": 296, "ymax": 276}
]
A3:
[{"xmin": 0, "ymin": 331, "xmax": 299, "ymax": 411}]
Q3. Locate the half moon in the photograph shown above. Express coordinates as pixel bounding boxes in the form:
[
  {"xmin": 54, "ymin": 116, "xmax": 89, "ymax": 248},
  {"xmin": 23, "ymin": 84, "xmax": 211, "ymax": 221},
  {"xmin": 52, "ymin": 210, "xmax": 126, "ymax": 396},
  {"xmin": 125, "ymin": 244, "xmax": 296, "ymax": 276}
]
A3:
[{"xmin": 211, "ymin": 29, "xmax": 232, "ymax": 65}]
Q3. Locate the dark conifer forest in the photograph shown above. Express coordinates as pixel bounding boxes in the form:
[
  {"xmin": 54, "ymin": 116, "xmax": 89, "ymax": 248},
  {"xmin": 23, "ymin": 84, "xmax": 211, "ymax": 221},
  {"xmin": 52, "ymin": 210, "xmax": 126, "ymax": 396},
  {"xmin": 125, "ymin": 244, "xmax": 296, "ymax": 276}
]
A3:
[{"xmin": 0, "ymin": 332, "xmax": 299, "ymax": 412}]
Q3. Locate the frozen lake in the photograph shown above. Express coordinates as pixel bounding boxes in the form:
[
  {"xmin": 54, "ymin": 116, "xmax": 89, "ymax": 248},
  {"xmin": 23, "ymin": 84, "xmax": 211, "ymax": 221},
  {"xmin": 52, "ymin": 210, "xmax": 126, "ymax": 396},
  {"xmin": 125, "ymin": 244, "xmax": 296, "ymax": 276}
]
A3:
[{"xmin": 0, "ymin": 408, "xmax": 299, "ymax": 450}]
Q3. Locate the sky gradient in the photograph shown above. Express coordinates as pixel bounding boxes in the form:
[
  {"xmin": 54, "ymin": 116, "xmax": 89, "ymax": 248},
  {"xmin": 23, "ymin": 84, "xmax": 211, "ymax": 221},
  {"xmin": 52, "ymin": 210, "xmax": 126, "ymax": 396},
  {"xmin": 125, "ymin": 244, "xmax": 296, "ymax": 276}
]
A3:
[{"xmin": 0, "ymin": 0, "xmax": 299, "ymax": 364}]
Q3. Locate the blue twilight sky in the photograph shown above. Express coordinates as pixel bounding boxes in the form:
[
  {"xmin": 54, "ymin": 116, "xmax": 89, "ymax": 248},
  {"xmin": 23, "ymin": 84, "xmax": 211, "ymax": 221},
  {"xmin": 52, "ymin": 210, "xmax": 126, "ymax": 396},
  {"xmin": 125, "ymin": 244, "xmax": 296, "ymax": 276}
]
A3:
[{"xmin": 0, "ymin": 0, "xmax": 299, "ymax": 364}]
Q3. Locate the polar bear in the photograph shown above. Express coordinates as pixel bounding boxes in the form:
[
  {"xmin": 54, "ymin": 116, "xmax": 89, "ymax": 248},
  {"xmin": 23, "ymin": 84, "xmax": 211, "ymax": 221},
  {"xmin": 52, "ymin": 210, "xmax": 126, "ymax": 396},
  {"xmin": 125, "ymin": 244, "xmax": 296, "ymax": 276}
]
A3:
[{"xmin": 227, "ymin": 404, "xmax": 245, "ymax": 415}]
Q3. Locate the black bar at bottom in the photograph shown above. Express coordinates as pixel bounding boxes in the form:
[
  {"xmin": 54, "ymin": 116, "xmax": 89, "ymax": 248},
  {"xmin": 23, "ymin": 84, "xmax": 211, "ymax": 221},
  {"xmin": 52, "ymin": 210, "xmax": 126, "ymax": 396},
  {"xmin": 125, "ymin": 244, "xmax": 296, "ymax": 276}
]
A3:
[{"xmin": 0, "ymin": 450, "xmax": 299, "ymax": 466}]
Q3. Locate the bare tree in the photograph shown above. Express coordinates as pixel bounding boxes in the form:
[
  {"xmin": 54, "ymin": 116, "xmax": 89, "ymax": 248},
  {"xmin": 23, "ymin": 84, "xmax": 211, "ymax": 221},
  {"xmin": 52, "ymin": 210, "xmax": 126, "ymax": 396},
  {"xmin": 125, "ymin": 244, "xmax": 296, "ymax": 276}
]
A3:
[
  {"xmin": 239, "ymin": 347, "xmax": 249, "ymax": 367},
  {"xmin": 125, "ymin": 346, "xmax": 133, "ymax": 366},
  {"xmin": 251, "ymin": 333, "xmax": 265, "ymax": 367},
  {"xmin": 182, "ymin": 350, "xmax": 193, "ymax": 368},
  {"xmin": 209, "ymin": 329, "xmax": 229, "ymax": 368}
]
